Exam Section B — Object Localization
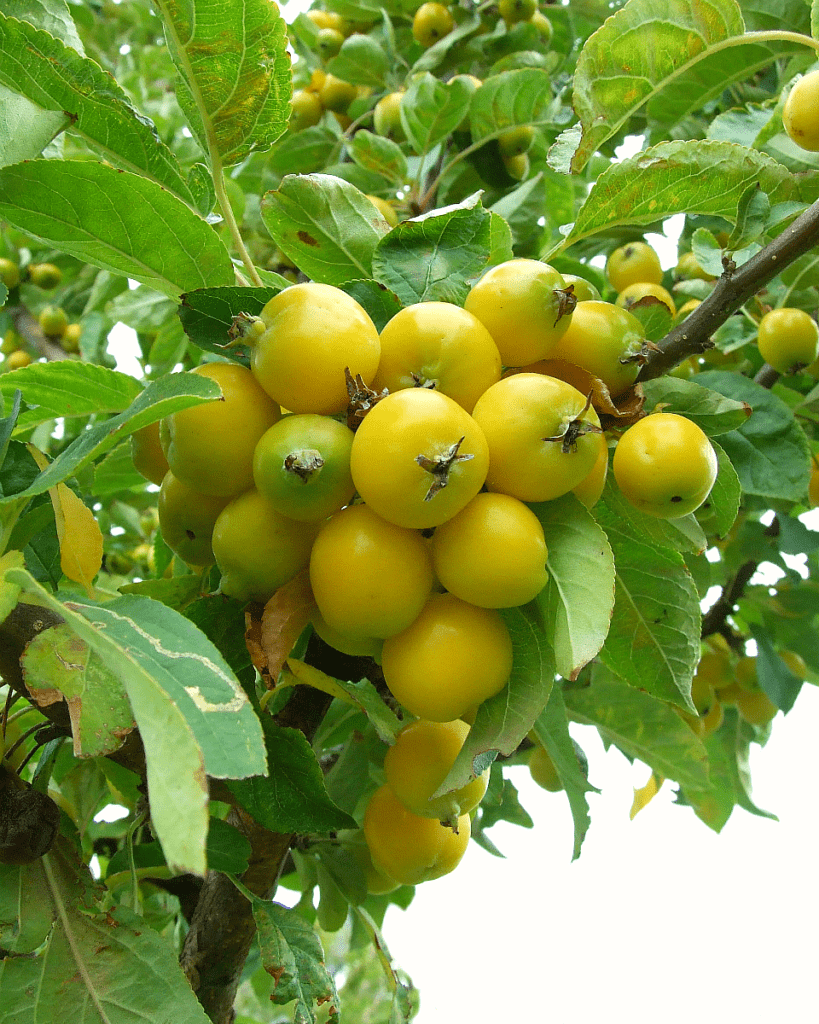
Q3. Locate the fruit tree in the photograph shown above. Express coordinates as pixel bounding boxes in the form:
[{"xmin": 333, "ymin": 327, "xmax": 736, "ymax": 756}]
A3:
[{"xmin": 1, "ymin": 1, "xmax": 819, "ymax": 1021}]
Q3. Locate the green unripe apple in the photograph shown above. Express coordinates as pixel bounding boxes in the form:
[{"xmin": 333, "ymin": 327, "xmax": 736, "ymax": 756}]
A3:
[
  {"xmin": 38, "ymin": 305, "xmax": 68, "ymax": 338},
  {"xmin": 373, "ymin": 91, "xmax": 406, "ymax": 141},
  {"xmin": 499, "ymin": 0, "xmax": 537, "ymax": 27},
  {"xmin": 498, "ymin": 125, "xmax": 535, "ymax": 158},
  {"xmin": 316, "ymin": 27, "xmax": 344, "ymax": 59}
]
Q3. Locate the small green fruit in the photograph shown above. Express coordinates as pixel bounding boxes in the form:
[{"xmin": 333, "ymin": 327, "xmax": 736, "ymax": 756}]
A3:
[{"xmin": 27, "ymin": 263, "xmax": 62, "ymax": 289}]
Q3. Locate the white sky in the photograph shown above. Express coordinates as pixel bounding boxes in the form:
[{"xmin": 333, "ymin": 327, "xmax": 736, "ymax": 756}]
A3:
[{"xmin": 385, "ymin": 684, "xmax": 819, "ymax": 1023}]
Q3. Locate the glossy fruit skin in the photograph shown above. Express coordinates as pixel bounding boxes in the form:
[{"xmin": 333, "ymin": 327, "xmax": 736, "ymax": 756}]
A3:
[
  {"xmin": 350, "ymin": 388, "xmax": 489, "ymax": 530},
  {"xmin": 27, "ymin": 262, "xmax": 62, "ymax": 289},
  {"xmin": 352, "ymin": 842, "xmax": 399, "ymax": 894},
  {"xmin": 464, "ymin": 259, "xmax": 572, "ymax": 367},
  {"xmin": 412, "ymin": 2, "xmax": 454, "ymax": 47},
  {"xmin": 499, "ymin": 0, "xmax": 537, "ymax": 26},
  {"xmin": 430, "ymin": 492, "xmax": 548, "ymax": 608},
  {"xmin": 471, "ymin": 373, "xmax": 602, "ymax": 503},
  {"xmin": 549, "ymin": 300, "xmax": 646, "ymax": 396},
  {"xmin": 290, "ymin": 89, "xmax": 323, "ymax": 131},
  {"xmin": 783, "ymin": 70, "xmax": 819, "ymax": 152},
  {"xmin": 498, "ymin": 126, "xmax": 534, "ymax": 158},
  {"xmin": 311, "ymin": 610, "xmax": 383, "ymax": 659},
  {"xmin": 158, "ymin": 471, "xmax": 230, "ymax": 566},
  {"xmin": 571, "ymin": 431, "xmax": 609, "ymax": 508},
  {"xmin": 756, "ymin": 307, "xmax": 819, "ymax": 373},
  {"xmin": 253, "ymin": 414, "xmax": 355, "ymax": 522},
  {"xmin": 371, "ymin": 301, "xmax": 502, "ymax": 413},
  {"xmin": 254, "ymin": 283, "xmax": 380, "ymax": 414},
  {"xmin": 676, "ymin": 299, "xmax": 701, "ymax": 320},
  {"xmin": 363, "ymin": 784, "xmax": 470, "ymax": 885},
  {"xmin": 309, "ymin": 503, "xmax": 434, "ymax": 639},
  {"xmin": 131, "ymin": 421, "xmax": 170, "ymax": 486},
  {"xmin": 561, "ymin": 274, "xmax": 601, "ymax": 303},
  {"xmin": 161, "ymin": 362, "xmax": 280, "ymax": 497},
  {"xmin": 212, "ymin": 490, "xmax": 319, "ymax": 604},
  {"xmin": 38, "ymin": 305, "xmax": 68, "ymax": 338},
  {"xmin": 0, "ymin": 257, "xmax": 20, "ymax": 289},
  {"xmin": 365, "ymin": 194, "xmax": 399, "ymax": 226},
  {"xmin": 605, "ymin": 241, "xmax": 663, "ymax": 292},
  {"xmin": 613, "ymin": 413, "xmax": 718, "ymax": 518},
  {"xmin": 381, "ymin": 593, "xmax": 513, "ymax": 722},
  {"xmin": 318, "ymin": 74, "xmax": 357, "ymax": 112},
  {"xmin": 528, "ymin": 744, "xmax": 562, "ymax": 792},
  {"xmin": 383, "ymin": 719, "xmax": 489, "ymax": 821},
  {"xmin": 373, "ymin": 91, "xmax": 406, "ymax": 140},
  {"xmin": 616, "ymin": 281, "xmax": 676, "ymax": 317}
]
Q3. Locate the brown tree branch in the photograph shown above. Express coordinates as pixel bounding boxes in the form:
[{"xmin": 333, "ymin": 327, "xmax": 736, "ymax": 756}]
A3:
[{"xmin": 637, "ymin": 196, "xmax": 819, "ymax": 381}]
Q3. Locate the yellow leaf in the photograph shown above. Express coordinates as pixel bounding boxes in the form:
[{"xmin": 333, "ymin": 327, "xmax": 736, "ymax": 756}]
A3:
[
  {"xmin": 630, "ymin": 771, "xmax": 664, "ymax": 820},
  {"xmin": 26, "ymin": 445, "xmax": 103, "ymax": 597}
]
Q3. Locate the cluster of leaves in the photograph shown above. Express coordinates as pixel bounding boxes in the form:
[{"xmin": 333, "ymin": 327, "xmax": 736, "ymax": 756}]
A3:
[{"xmin": 1, "ymin": 0, "xmax": 819, "ymax": 1022}]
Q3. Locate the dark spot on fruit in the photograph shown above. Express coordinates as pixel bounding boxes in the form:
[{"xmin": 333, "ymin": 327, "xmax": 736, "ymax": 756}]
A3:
[
  {"xmin": 186, "ymin": 529, "xmax": 196, "ymax": 539},
  {"xmin": 670, "ymin": 495, "xmax": 682, "ymax": 503}
]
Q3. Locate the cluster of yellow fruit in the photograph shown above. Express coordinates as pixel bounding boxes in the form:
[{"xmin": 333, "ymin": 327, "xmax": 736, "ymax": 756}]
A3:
[
  {"xmin": 130, "ymin": 259, "xmax": 726, "ymax": 885},
  {"xmin": 0, "ymin": 258, "xmax": 82, "ymax": 368},
  {"xmin": 684, "ymin": 637, "xmax": 808, "ymax": 736}
]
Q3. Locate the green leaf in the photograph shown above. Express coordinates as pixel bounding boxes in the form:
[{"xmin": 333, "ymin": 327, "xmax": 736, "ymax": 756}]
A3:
[
  {"xmin": 261, "ymin": 173, "xmax": 388, "ymax": 286},
  {"xmin": 205, "ymin": 817, "xmax": 252, "ymax": 875},
  {"xmin": 554, "ymin": 140, "xmax": 797, "ymax": 255},
  {"xmin": 469, "ymin": 68, "xmax": 556, "ymax": 143},
  {"xmin": 179, "ymin": 284, "xmax": 284, "ymax": 364},
  {"xmin": 752, "ymin": 628, "xmax": 804, "ymax": 713},
  {"xmin": 0, "ymin": 842, "xmax": 212, "ymax": 1022},
  {"xmin": 4, "ymin": 0, "xmax": 84, "ymax": 51},
  {"xmin": 727, "ymin": 182, "xmax": 771, "ymax": 248},
  {"xmin": 400, "ymin": 73, "xmax": 472, "ymax": 154},
  {"xmin": 565, "ymin": 664, "xmax": 710, "ymax": 790},
  {"xmin": 327, "ymin": 33, "xmax": 389, "ymax": 87},
  {"xmin": 0, "ymin": 161, "xmax": 234, "ymax": 297},
  {"xmin": 435, "ymin": 603, "xmax": 556, "ymax": 798},
  {"xmin": 0, "ymin": 361, "xmax": 143, "ymax": 434},
  {"xmin": 252, "ymin": 899, "xmax": 340, "ymax": 1022},
  {"xmin": 92, "ymin": 443, "xmax": 148, "ymax": 498},
  {"xmin": 8, "ymin": 570, "xmax": 264, "ymax": 874},
  {"xmin": 228, "ymin": 719, "xmax": 358, "ymax": 835},
  {"xmin": 529, "ymin": 684, "xmax": 595, "ymax": 860},
  {"xmin": 531, "ymin": 494, "xmax": 615, "ymax": 680},
  {"xmin": 568, "ymin": 0, "xmax": 808, "ymax": 172},
  {"xmin": 342, "ymin": 279, "xmax": 403, "ymax": 332},
  {"xmin": 371, "ymin": 193, "xmax": 491, "ymax": 305},
  {"xmin": 696, "ymin": 370, "xmax": 812, "ymax": 501},
  {"xmin": 594, "ymin": 490, "xmax": 702, "ymax": 711},
  {"xmin": 67, "ymin": 594, "xmax": 267, "ymax": 780},
  {"xmin": 21, "ymin": 622, "xmax": 136, "ymax": 759},
  {"xmin": 285, "ymin": 659, "xmax": 402, "ymax": 744},
  {"xmin": 640, "ymin": 376, "xmax": 753, "ymax": 435},
  {"xmin": 0, "ymin": 389, "xmax": 21, "ymax": 467},
  {"xmin": 0, "ymin": 14, "xmax": 195, "ymax": 204},
  {"xmin": 269, "ymin": 126, "xmax": 341, "ymax": 176},
  {"xmin": 0, "ymin": 85, "xmax": 67, "ymax": 167},
  {"xmin": 156, "ymin": 0, "xmax": 291, "ymax": 166},
  {"xmin": 0, "ymin": 370, "xmax": 221, "ymax": 501},
  {"xmin": 699, "ymin": 439, "xmax": 742, "ymax": 538},
  {"xmin": 347, "ymin": 130, "xmax": 408, "ymax": 183}
]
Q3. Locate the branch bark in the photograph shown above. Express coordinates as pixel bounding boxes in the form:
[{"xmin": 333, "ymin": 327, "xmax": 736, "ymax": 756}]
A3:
[{"xmin": 637, "ymin": 196, "xmax": 819, "ymax": 381}]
